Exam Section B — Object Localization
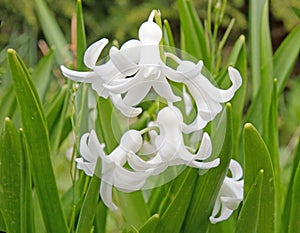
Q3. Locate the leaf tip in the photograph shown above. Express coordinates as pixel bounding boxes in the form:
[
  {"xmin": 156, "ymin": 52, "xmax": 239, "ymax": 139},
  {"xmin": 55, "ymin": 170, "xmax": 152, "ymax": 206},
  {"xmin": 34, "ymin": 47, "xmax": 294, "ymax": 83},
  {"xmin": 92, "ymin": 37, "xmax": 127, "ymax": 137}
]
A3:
[
  {"xmin": 259, "ymin": 169, "xmax": 264, "ymax": 174},
  {"xmin": 4, "ymin": 117, "xmax": 11, "ymax": 123},
  {"xmin": 244, "ymin": 122, "xmax": 253, "ymax": 130},
  {"xmin": 7, "ymin": 48, "xmax": 16, "ymax": 55}
]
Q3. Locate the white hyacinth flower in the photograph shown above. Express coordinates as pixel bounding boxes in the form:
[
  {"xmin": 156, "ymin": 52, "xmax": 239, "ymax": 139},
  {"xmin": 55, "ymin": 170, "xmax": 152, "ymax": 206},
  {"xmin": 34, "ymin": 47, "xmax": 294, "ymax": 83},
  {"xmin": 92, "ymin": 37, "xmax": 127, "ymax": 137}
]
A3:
[
  {"xmin": 209, "ymin": 159, "xmax": 244, "ymax": 224},
  {"xmin": 77, "ymin": 130, "xmax": 151, "ymax": 211},
  {"xmin": 61, "ymin": 39, "xmax": 143, "ymax": 117},
  {"xmin": 164, "ymin": 53, "xmax": 242, "ymax": 131},
  {"xmin": 128, "ymin": 106, "xmax": 220, "ymax": 175}
]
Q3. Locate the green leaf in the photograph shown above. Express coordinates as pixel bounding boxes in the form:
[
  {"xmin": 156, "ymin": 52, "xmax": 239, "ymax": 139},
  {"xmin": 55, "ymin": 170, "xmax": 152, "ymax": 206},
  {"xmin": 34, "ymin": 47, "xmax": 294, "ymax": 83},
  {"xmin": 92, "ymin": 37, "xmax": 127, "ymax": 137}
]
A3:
[
  {"xmin": 20, "ymin": 129, "xmax": 35, "ymax": 233},
  {"xmin": 0, "ymin": 118, "xmax": 22, "ymax": 233},
  {"xmin": 292, "ymin": 7, "xmax": 300, "ymax": 19},
  {"xmin": 282, "ymin": 139, "xmax": 300, "ymax": 232},
  {"xmin": 273, "ymin": 23, "xmax": 300, "ymax": 94},
  {"xmin": 94, "ymin": 201, "xmax": 108, "ymax": 233},
  {"xmin": 248, "ymin": 0, "xmax": 273, "ymax": 140},
  {"xmin": 46, "ymin": 85, "xmax": 70, "ymax": 154},
  {"xmin": 288, "ymin": 159, "xmax": 300, "ymax": 233},
  {"xmin": 163, "ymin": 20, "xmax": 175, "ymax": 48},
  {"xmin": 7, "ymin": 49, "xmax": 68, "ymax": 233},
  {"xmin": 31, "ymin": 49, "xmax": 55, "ymax": 102},
  {"xmin": 76, "ymin": 0, "xmax": 87, "ymax": 71},
  {"xmin": 34, "ymin": 0, "xmax": 72, "ymax": 64},
  {"xmin": 243, "ymin": 123, "xmax": 276, "ymax": 233},
  {"xmin": 249, "ymin": 0, "xmax": 266, "ymax": 97},
  {"xmin": 139, "ymin": 214, "xmax": 160, "ymax": 233},
  {"xmin": 236, "ymin": 169, "xmax": 264, "ymax": 233},
  {"xmin": 183, "ymin": 103, "xmax": 233, "ymax": 233},
  {"xmin": 177, "ymin": 0, "xmax": 208, "ymax": 62},
  {"xmin": 76, "ymin": 160, "xmax": 101, "ymax": 233},
  {"xmin": 157, "ymin": 168, "xmax": 198, "ymax": 233}
]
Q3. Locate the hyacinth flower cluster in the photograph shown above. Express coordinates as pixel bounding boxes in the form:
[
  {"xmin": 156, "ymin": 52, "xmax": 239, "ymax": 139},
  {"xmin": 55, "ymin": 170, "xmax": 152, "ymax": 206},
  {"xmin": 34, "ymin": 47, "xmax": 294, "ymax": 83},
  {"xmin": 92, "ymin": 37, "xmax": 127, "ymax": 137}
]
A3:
[{"xmin": 61, "ymin": 10, "xmax": 244, "ymax": 223}]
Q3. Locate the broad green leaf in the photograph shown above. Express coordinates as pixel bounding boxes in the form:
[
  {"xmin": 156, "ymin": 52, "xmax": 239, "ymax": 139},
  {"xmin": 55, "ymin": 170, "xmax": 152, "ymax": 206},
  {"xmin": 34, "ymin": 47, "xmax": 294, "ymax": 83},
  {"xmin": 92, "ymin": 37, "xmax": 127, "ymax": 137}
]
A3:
[
  {"xmin": 0, "ymin": 118, "xmax": 22, "ymax": 233},
  {"xmin": 282, "ymin": 139, "xmax": 300, "ymax": 232},
  {"xmin": 31, "ymin": 49, "xmax": 55, "ymax": 102},
  {"xmin": 139, "ymin": 214, "xmax": 160, "ymax": 233},
  {"xmin": 273, "ymin": 23, "xmax": 300, "ymax": 94},
  {"xmin": 288, "ymin": 159, "xmax": 300, "ymax": 233},
  {"xmin": 34, "ymin": 0, "xmax": 72, "ymax": 64},
  {"xmin": 76, "ymin": 0, "xmax": 87, "ymax": 71},
  {"xmin": 243, "ymin": 123, "xmax": 276, "ymax": 233},
  {"xmin": 183, "ymin": 104, "xmax": 233, "ymax": 233},
  {"xmin": 236, "ymin": 169, "xmax": 264, "ymax": 233},
  {"xmin": 76, "ymin": 160, "xmax": 101, "ymax": 233},
  {"xmin": 0, "ymin": 210, "xmax": 6, "ymax": 232},
  {"xmin": 7, "ymin": 49, "xmax": 68, "ymax": 233},
  {"xmin": 157, "ymin": 168, "xmax": 198, "ymax": 233}
]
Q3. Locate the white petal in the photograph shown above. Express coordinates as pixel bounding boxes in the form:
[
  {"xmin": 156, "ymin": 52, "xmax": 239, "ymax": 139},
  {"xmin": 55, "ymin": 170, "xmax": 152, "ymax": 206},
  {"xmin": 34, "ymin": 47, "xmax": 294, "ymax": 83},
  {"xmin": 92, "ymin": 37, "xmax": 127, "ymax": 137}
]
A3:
[
  {"xmin": 84, "ymin": 38, "xmax": 109, "ymax": 69},
  {"xmin": 79, "ymin": 133, "xmax": 96, "ymax": 162},
  {"xmin": 209, "ymin": 206, "xmax": 233, "ymax": 224},
  {"xmin": 119, "ymin": 39, "xmax": 141, "ymax": 63},
  {"xmin": 110, "ymin": 94, "xmax": 142, "ymax": 117},
  {"xmin": 100, "ymin": 181, "xmax": 118, "ymax": 211},
  {"xmin": 183, "ymin": 85, "xmax": 193, "ymax": 115},
  {"xmin": 75, "ymin": 158, "xmax": 95, "ymax": 176},
  {"xmin": 119, "ymin": 130, "xmax": 143, "ymax": 153},
  {"xmin": 152, "ymin": 77, "xmax": 181, "ymax": 103},
  {"xmin": 228, "ymin": 159, "xmax": 243, "ymax": 181},
  {"xmin": 60, "ymin": 65, "xmax": 94, "ymax": 83},
  {"xmin": 182, "ymin": 115, "xmax": 207, "ymax": 133},
  {"xmin": 113, "ymin": 165, "xmax": 149, "ymax": 191},
  {"xmin": 123, "ymin": 82, "xmax": 151, "ymax": 106},
  {"xmin": 110, "ymin": 46, "xmax": 139, "ymax": 76},
  {"xmin": 195, "ymin": 132, "xmax": 212, "ymax": 160}
]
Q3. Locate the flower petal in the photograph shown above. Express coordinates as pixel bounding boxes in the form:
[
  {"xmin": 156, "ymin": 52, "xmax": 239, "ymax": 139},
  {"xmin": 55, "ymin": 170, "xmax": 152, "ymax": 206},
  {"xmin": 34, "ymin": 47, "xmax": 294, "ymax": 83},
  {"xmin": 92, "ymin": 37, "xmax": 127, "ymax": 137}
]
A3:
[
  {"xmin": 195, "ymin": 132, "xmax": 212, "ymax": 160},
  {"xmin": 110, "ymin": 94, "xmax": 142, "ymax": 117},
  {"xmin": 84, "ymin": 38, "xmax": 109, "ymax": 69},
  {"xmin": 110, "ymin": 46, "xmax": 139, "ymax": 76},
  {"xmin": 123, "ymin": 82, "xmax": 151, "ymax": 106},
  {"xmin": 152, "ymin": 77, "xmax": 181, "ymax": 103},
  {"xmin": 100, "ymin": 181, "xmax": 118, "ymax": 211},
  {"xmin": 60, "ymin": 65, "xmax": 94, "ymax": 83}
]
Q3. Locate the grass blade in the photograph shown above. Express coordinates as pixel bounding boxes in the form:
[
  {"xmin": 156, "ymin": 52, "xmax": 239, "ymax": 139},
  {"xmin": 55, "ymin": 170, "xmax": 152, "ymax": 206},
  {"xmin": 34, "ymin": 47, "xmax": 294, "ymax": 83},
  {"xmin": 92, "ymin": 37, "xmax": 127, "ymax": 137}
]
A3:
[
  {"xmin": 34, "ymin": 0, "xmax": 72, "ymax": 64},
  {"xmin": 288, "ymin": 159, "xmax": 300, "ymax": 233},
  {"xmin": 273, "ymin": 24, "xmax": 300, "ymax": 94},
  {"xmin": 0, "ymin": 118, "xmax": 22, "ymax": 233},
  {"xmin": 7, "ymin": 49, "xmax": 68, "ymax": 233}
]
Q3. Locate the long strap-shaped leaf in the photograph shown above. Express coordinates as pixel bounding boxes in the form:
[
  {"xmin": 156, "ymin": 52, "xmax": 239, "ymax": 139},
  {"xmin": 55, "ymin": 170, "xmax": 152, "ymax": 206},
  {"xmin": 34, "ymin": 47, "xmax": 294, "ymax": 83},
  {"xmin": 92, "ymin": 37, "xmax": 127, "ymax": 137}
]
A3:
[
  {"xmin": 235, "ymin": 169, "xmax": 264, "ymax": 233},
  {"xmin": 7, "ymin": 49, "xmax": 68, "ymax": 233},
  {"xmin": 0, "ymin": 118, "xmax": 22, "ymax": 233},
  {"xmin": 243, "ymin": 123, "xmax": 276, "ymax": 233}
]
